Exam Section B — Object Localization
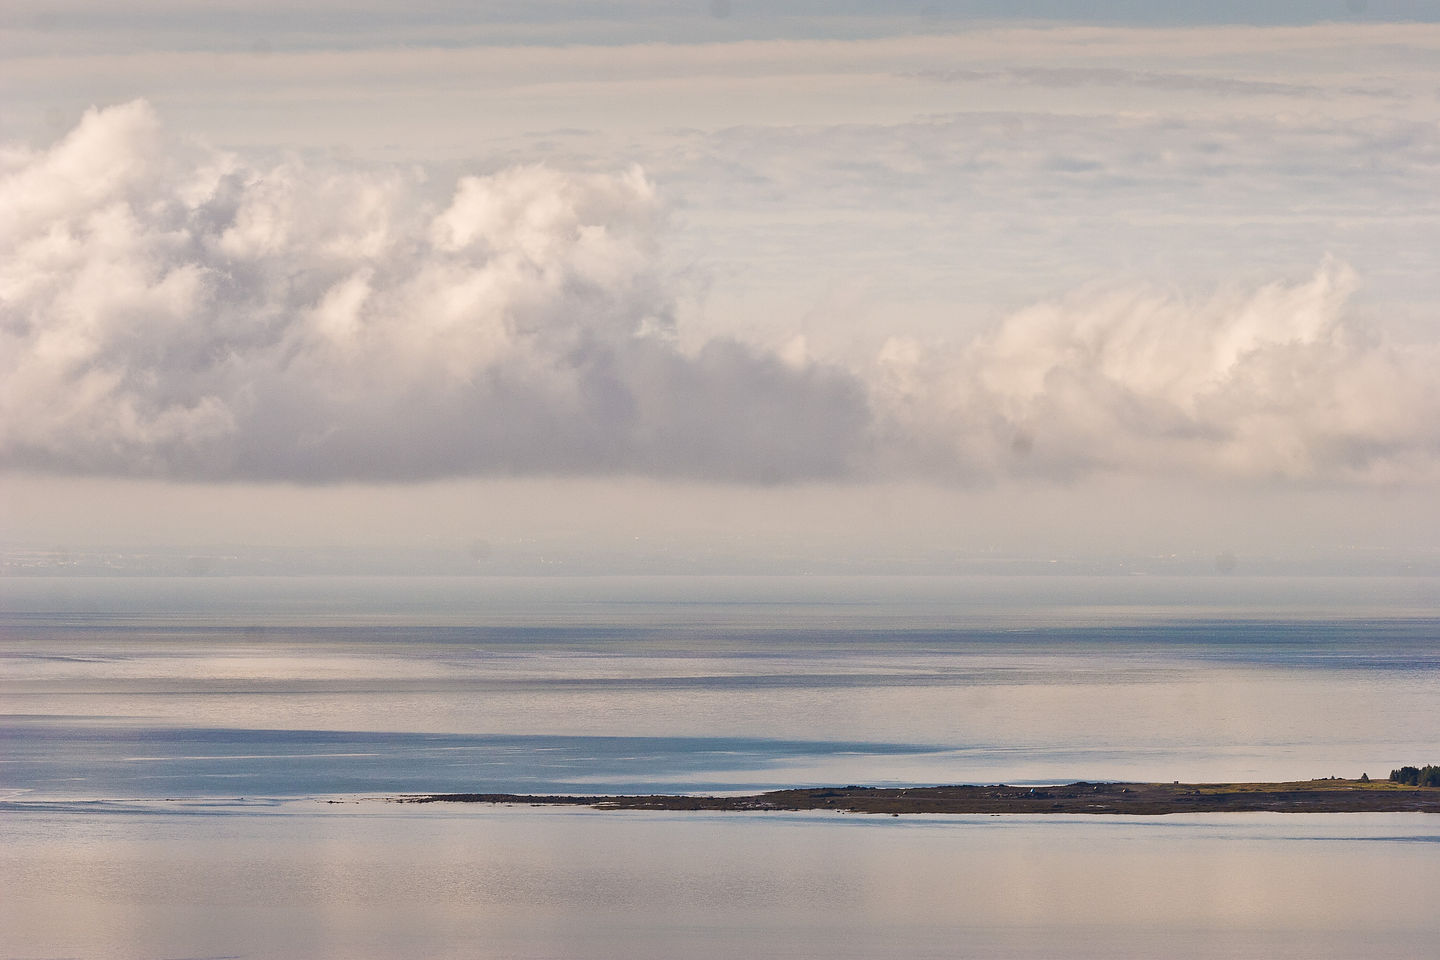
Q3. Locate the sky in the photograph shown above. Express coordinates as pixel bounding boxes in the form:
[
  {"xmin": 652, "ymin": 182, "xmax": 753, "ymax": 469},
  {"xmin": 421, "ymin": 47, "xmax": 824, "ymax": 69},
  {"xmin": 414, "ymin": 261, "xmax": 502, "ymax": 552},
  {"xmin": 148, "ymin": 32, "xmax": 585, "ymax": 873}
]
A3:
[{"xmin": 3, "ymin": 2, "xmax": 1440, "ymax": 575}]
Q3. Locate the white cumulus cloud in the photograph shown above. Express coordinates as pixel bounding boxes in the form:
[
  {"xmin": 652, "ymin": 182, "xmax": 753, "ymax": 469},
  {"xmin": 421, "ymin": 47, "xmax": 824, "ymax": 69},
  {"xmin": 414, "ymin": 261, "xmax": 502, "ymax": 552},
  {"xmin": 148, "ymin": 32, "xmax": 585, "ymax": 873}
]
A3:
[
  {"xmin": 0, "ymin": 101, "xmax": 866, "ymax": 482},
  {"xmin": 875, "ymin": 262, "xmax": 1440, "ymax": 483},
  {"xmin": 3, "ymin": 102, "xmax": 1438, "ymax": 486}
]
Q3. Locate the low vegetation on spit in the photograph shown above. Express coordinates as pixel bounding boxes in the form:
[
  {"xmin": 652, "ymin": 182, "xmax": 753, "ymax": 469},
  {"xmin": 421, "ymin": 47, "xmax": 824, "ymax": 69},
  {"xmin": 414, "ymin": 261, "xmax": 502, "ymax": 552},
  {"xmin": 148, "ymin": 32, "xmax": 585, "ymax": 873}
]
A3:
[{"xmin": 404, "ymin": 769, "xmax": 1440, "ymax": 816}]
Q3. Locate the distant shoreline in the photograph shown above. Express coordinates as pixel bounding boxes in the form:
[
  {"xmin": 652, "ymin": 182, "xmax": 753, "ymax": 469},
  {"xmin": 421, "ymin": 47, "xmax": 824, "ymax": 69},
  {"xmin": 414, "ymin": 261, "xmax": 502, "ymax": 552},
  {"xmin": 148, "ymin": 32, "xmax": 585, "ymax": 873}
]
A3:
[{"xmin": 401, "ymin": 780, "xmax": 1440, "ymax": 815}]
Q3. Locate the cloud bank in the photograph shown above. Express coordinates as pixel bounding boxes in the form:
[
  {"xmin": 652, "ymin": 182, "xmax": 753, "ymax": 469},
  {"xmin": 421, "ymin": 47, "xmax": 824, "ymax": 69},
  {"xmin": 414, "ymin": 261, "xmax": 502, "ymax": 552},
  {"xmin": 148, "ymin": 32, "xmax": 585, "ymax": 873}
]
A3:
[
  {"xmin": 0, "ymin": 101, "xmax": 865, "ymax": 482},
  {"xmin": 3, "ymin": 102, "xmax": 1438, "ymax": 485},
  {"xmin": 875, "ymin": 263, "xmax": 1440, "ymax": 483}
]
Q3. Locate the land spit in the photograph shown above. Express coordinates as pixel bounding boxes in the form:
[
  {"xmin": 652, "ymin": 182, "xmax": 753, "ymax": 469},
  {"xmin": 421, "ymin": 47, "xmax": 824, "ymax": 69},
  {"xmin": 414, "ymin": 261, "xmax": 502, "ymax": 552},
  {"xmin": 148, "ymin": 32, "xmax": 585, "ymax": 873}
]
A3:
[{"xmin": 401, "ymin": 780, "xmax": 1440, "ymax": 815}]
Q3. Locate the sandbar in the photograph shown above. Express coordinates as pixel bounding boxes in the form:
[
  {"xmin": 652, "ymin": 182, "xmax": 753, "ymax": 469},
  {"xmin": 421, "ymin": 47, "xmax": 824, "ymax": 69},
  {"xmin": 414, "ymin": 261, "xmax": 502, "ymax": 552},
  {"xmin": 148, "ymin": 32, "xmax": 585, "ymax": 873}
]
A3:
[{"xmin": 401, "ymin": 779, "xmax": 1439, "ymax": 815}]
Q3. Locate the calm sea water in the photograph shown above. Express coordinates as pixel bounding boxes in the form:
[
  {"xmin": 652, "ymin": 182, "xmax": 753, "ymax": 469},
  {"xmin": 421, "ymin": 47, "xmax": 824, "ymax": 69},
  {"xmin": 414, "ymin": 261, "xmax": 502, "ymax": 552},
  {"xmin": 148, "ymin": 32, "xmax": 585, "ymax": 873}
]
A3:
[{"xmin": 3, "ymin": 575, "xmax": 1439, "ymax": 958}]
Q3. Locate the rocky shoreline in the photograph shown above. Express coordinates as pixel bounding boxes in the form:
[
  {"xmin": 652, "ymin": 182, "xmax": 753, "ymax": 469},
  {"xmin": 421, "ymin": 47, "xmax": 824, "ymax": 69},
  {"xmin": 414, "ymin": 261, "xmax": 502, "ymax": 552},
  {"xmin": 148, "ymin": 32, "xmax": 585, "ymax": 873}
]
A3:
[{"xmin": 401, "ymin": 779, "xmax": 1440, "ymax": 816}]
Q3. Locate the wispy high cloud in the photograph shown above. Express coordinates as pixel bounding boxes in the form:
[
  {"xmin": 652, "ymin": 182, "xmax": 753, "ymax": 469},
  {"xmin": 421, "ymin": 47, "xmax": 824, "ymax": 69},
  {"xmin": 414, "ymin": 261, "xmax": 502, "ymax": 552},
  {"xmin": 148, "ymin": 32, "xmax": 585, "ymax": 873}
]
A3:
[
  {"xmin": 911, "ymin": 66, "xmax": 1403, "ymax": 100},
  {"xmin": 3, "ymin": 103, "xmax": 1438, "ymax": 485}
]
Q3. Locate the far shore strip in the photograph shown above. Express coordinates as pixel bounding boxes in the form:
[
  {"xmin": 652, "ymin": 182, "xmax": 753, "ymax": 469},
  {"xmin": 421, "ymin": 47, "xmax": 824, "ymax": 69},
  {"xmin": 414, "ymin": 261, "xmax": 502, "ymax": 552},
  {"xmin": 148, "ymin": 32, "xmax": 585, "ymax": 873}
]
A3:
[{"xmin": 400, "ymin": 780, "xmax": 1440, "ymax": 815}]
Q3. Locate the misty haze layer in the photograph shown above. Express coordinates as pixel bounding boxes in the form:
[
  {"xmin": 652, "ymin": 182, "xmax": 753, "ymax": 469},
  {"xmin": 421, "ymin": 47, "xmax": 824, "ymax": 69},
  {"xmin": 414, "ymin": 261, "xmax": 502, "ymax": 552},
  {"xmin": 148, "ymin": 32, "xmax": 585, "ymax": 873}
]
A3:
[{"xmin": 4, "ymin": 102, "xmax": 1438, "ymax": 485}]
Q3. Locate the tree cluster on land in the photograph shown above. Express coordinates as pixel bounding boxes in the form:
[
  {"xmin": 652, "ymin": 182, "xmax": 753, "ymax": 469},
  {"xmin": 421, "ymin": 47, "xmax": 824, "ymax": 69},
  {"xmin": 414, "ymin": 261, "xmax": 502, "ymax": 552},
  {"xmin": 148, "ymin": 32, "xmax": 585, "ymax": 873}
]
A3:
[{"xmin": 1389, "ymin": 765, "xmax": 1440, "ymax": 787}]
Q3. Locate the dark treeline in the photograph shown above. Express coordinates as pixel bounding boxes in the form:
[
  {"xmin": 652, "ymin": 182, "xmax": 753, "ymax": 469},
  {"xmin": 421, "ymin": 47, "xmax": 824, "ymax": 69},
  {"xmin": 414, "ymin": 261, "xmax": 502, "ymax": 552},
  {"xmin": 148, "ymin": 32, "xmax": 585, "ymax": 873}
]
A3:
[{"xmin": 1389, "ymin": 765, "xmax": 1440, "ymax": 787}]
